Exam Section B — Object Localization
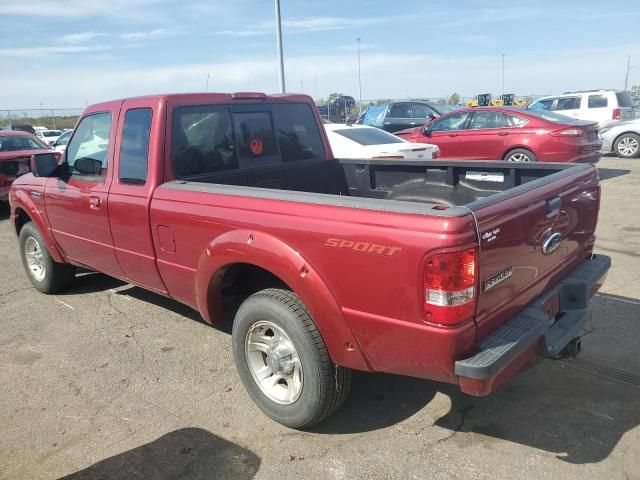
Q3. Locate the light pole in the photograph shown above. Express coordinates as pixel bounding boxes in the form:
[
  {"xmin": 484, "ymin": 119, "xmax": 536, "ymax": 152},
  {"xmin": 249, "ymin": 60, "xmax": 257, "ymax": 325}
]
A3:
[
  {"xmin": 275, "ymin": 0, "xmax": 286, "ymax": 93},
  {"xmin": 356, "ymin": 37, "xmax": 362, "ymax": 112},
  {"xmin": 205, "ymin": 73, "xmax": 210, "ymax": 92},
  {"xmin": 501, "ymin": 53, "xmax": 505, "ymax": 97},
  {"xmin": 40, "ymin": 102, "xmax": 45, "ymax": 124}
]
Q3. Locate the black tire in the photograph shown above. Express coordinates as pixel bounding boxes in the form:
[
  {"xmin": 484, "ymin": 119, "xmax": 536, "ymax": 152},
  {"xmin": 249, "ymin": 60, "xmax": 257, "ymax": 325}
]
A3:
[
  {"xmin": 232, "ymin": 288, "xmax": 351, "ymax": 429},
  {"xmin": 614, "ymin": 133, "xmax": 640, "ymax": 158},
  {"xmin": 19, "ymin": 222, "xmax": 75, "ymax": 294},
  {"xmin": 504, "ymin": 148, "xmax": 537, "ymax": 162}
]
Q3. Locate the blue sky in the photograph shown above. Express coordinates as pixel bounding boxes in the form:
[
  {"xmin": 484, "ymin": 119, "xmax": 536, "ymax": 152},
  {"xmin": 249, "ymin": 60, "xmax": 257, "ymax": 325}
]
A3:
[{"xmin": 1, "ymin": 0, "xmax": 639, "ymax": 109}]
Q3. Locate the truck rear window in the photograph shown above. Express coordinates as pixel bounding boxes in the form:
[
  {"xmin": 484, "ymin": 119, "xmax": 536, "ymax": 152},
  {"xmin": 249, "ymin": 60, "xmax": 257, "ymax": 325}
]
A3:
[{"xmin": 172, "ymin": 103, "xmax": 325, "ymax": 178}]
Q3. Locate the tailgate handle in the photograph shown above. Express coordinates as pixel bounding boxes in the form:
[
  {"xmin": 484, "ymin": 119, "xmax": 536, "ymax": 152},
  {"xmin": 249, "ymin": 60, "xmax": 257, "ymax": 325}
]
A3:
[{"xmin": 546, "ymin": 196, "xmax": 561, "ymax": 215}]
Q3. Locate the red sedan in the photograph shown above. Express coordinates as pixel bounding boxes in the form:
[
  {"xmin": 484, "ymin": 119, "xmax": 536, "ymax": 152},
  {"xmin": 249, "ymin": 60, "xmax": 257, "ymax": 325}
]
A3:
[
  {"xmin": 395, "ymin": 107, "xmax": 602, "ymax": 163},
  {"xmin": 0, "ymin": 131, "xmax": 58, "ymax": 201}
]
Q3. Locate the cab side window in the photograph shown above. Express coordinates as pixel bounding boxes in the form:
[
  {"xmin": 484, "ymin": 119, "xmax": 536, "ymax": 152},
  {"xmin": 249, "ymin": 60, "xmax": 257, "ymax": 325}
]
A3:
[
  {"xmin": 66, "ymin": 112, "xmax": 112, "ymax": 178},
  {"xmin": 119, "ymin": 108, "xmax": 152, "ymax": 184}
]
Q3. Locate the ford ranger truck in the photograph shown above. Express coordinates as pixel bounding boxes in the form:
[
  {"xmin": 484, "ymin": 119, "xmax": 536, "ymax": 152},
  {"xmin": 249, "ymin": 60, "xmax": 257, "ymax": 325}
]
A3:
[{"xmin": 9, "ymin": 92, "xmax": 610, "ymax": 428}]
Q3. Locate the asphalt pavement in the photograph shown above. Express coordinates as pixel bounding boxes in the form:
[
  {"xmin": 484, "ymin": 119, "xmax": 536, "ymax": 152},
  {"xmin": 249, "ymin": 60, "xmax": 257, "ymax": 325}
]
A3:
[{"xmin": 0, "ymin": 155, "xmax": 638, "ymax": 480}]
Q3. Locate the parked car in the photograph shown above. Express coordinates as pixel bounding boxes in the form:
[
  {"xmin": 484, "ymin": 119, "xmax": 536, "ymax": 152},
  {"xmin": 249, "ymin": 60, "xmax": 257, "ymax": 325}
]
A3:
[
  {"xmin": 53, "ymin": 129, "xmax": 72, "ymax": 154},
  {"xmin": 324, "ymin": 123, "xmax": 440, "ymax": 160},
  {"xmin": 359, "ymin": 101, "xmax": 444, "ymax": 133},
  {"xmin": 10, "ymin": 92, "xmax": 609, "ymax": 428},
  {"xmin": 528, "ymin": 90, "xmax": 635, "ymax": 126},
  {"xmin": 3, "ymin": 124, "xmax": 36, "ymax": 134},
  {"xmin": 395, "ymin": 107, "xmax": 602, "ymax": 163},
  {"xmin": 599, "ymin": 118, "xmax": 640, "ymax": 158},
  {"xmin": 0, "ymin": 131, "xmax": 57, "ymax": 202},
  {"xmin": 35, "ymin": 129, "xmax": 63, "ymax": 146}
]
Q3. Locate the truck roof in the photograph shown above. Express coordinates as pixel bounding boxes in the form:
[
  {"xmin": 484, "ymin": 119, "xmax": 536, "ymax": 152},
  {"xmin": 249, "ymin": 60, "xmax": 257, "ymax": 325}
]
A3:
[{"xmin": 87, "ymin": 92, "xmax": 314, "ymax": 111}]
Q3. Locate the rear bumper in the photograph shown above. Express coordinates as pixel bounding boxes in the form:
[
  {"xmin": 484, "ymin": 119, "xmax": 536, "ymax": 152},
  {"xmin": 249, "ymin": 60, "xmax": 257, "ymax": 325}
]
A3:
[{"xmin": 455, "ymin": 254, "xmax": 611, "ymax": 396}]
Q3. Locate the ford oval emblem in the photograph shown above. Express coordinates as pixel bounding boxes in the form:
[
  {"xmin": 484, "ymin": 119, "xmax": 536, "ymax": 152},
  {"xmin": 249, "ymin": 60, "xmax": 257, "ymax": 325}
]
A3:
[{"xmin": 542, "ymin": 232, "xmax": 562, "ymax": 255}]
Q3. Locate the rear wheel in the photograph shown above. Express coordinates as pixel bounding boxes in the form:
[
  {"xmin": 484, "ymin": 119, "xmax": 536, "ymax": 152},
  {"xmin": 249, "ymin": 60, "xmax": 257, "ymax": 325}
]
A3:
[
  {"xmin": 232, "ymin": 288, "xmax": 351, "ymax": 429},
  {"xmin": 504, "ymin": 148, "xmax": 536, "ymax": 162},
  {"xmin": 614, "ymin": 133, "xmax": 640, "ymax": 158},
  {"xmin": 19, "ymin": 222, "xmax": 75, "ymax": 293}
]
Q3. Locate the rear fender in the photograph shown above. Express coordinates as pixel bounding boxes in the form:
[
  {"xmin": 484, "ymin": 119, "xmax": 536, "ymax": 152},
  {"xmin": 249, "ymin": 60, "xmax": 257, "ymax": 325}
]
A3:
[
  {"xmin": 11, "ymin": 188, "xmax": 66, "ymax": 263},
  {"xmin": 194, "ymin": 229, "xmax": 370, "ymax": 370}
]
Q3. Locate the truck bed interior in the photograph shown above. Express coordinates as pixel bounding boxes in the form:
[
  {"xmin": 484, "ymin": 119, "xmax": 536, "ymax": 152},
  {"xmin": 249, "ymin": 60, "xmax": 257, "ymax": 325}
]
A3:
[{"xmin": 176, "ymin": 158, "xmax": 587, "ymax": 209}]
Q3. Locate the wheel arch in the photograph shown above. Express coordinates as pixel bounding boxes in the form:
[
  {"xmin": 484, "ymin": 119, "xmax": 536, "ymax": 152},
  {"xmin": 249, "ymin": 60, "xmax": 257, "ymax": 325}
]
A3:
[
  {"xmin": 612, "ymin": 131, "xmax": 640, "ymax": 150},
  {"xmin": 194, "ymin": 229, "xmax": 370, "ymax": 371},
  {"xmin": 11, "ymin": 190, "xmax": 66, "ymax": 263},
  {"xmin": 501, "ymin": 145, "xmax": 535, "ymax": 160}
]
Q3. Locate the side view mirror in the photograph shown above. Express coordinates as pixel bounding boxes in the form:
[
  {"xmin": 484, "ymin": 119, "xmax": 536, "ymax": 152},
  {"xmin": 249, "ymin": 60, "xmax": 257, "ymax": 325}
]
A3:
[
  {"xmin": 75, "ymin": 157, "xmax": 102, "ymax": 175},
  {"xmin": 31, "ymin": 153, "xmax": 59, "ymax": 177},
  {"xmin": 423, "ymin": 125, "xmax": 433, "ymax": 137},
  {"xmin": 426, "ymin": 113, "xmax": 436, "ymax": 121}
]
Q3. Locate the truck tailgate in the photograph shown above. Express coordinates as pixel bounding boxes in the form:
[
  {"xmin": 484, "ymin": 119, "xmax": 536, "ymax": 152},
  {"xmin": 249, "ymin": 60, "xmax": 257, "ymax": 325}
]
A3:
[{"xmin": 469, "ymin": 164, "xmax": 600, "ymax": 339}]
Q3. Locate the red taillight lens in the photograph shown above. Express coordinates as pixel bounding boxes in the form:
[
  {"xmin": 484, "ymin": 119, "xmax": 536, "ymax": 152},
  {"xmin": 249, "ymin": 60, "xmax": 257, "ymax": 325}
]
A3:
[
  {"xmin": 432, "ymin": 148, "xmax": 441, "ymax": 159},
  {"xmin": 423, "ymin": 247, "xmax": 478, "ymax": 326},
  {"xmin": 612, "ymin": 108, "xmax": 621, "ymax": 119},
  {"xmin": 550, "ymin": 128, "xmax": 583, "ymax": 137}
]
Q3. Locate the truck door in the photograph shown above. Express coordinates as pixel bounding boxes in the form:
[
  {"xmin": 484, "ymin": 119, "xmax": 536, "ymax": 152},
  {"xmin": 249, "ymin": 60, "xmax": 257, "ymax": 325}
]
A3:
[
  {"xmin": 44, "ymin": 110, "xmax": 123, "ymax": 276},
  {"xmin": 107, "ymin": 99, "xmax": 167, "ymax": 293}
]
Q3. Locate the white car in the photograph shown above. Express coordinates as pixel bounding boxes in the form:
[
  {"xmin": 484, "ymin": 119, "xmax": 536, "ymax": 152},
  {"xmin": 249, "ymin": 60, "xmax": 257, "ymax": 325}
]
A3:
[
  {"xmin": 528, "ymin": 90, "xmax": 635, "ymax": 127},
  {"xmin": 324, "ymin": 123, "xmax": 439, "ymax": 160},
  {"xmin": 53, "ymin": 130, "xmax": 72, "ymax": 154},
  {"xmin": 34, "ymin": 129, "xmax": 63, "ymax": 146},
  {"xmin": 599, "ymin": 118, "xmax": 640, "ymax": 158}
]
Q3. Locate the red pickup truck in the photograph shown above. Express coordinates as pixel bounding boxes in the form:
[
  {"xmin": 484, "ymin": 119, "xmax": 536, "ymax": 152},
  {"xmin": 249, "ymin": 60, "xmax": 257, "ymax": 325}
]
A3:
[{"xmin": 9, "ymin": 92, "xmax": 610, "ymax": 428}]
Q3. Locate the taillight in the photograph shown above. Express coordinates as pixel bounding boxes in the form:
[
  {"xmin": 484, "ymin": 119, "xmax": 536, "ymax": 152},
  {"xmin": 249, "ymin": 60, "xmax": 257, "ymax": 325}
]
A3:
[
  {"xmin": 612, "ymin": 108, "xmax": 621, "ymax": 119},
  {"xmin": 432, "ymin": 148, "xmax": 441, "ymax": 159},
  {"xmin": 423, "ymin": 246, "xmax": 478, "ymax": 326},
  {"xmin": 550, "ymin": 128, "xmax": 583, "ymax": 137}
]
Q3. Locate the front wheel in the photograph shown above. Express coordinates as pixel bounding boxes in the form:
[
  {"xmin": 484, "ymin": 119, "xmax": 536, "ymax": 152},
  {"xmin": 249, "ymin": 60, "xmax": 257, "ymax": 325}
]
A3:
[
  {"xmin": 232, "ymin": 288, "xmax": 351, "ymax": 429},
  {"xmin": 504, "ymin": 148, "xmax": 537, "ymax": 162},
  {"xmin": 614, "ymin": 133, "xmax": 640, "ymax": 158},
  {"xmin": 19, "ymin": 222, "xmax": 75, "ymax": 293}
]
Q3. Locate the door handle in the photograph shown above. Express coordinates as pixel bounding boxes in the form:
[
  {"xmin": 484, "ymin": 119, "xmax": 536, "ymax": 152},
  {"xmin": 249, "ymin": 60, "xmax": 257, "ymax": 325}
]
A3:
[
  {"xmin": 448, "ymin": 133, "xmax": 458, "ymax": 137},
  {"xmin": 497, "ymin": 132, "xmax": 509, "ymax": 136},
  {"xmin": 89, "ymin": 196, "xmax": 101, "ymax": 209}
]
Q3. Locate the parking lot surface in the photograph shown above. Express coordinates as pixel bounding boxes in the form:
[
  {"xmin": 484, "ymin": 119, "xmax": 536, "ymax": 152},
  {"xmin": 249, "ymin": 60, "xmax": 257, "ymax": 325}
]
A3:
[{"xmin": 0, "ymin": 156, "xmax": 639, "ymax": 480}]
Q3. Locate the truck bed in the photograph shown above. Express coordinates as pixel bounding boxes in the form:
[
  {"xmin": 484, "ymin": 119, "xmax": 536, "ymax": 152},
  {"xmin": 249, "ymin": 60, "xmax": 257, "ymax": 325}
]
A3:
[{"xmin": 168, "ymin": 158, "xmax": 590, "ymax": 213}]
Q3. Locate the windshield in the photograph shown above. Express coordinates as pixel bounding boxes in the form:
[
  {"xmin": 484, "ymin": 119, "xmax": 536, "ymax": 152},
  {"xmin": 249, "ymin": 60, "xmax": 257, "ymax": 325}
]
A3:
[
  {"xmin": 333, "ymin": 127, "xmax": 404, "ymax": 145},
  {"xmin": 0, "ymin": 135, "xmax": 50, "ymax": 152},
  {"xmin": 43, "ymin": 130, "xmax": 62, "ymax": 137}
]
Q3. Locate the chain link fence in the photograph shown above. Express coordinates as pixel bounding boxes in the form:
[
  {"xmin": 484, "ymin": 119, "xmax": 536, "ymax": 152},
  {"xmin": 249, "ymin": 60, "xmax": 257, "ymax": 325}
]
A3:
[{"xmin": 0, "ymin": 108, "xmax": 84, "ymax": 131}]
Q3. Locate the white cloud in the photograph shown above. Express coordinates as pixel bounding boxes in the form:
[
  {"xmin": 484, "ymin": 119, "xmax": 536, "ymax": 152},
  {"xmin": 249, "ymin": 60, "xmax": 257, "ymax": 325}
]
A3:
[
  {"xmin": 215, "ymin": 15, "xmax": 392, "ymax": 37},
  {"xmin": 1, "ymin": 44, "xmax": 639, "ymax": 108},
  {"xmin": 120, "ymin": 28, "xmax": 177, "ymax": 41},
  {"xmin": 0, "ymin": 45, "xmax": 109, "ymax": 57},
  {"xmin": 0, "ymin": 0, "xmax": 164, "ymax": 20},
  {"xmin": 61, "ymin": 32, "xmax": 107, "ymax": 43}
]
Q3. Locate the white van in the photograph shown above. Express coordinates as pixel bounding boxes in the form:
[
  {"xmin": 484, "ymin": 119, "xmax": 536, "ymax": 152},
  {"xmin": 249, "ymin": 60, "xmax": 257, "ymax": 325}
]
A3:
[{"xmin": 528, "ymin": 90, "xmax": 634, "ymax": 127}]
